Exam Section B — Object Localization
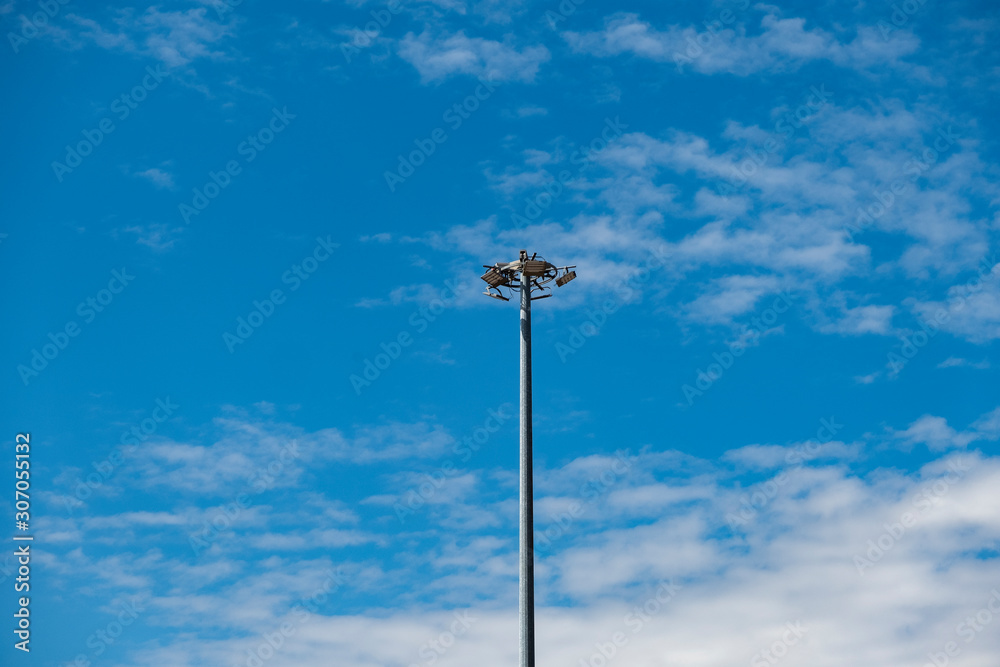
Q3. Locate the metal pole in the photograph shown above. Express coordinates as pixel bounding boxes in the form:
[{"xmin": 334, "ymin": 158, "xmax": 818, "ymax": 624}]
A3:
[
  {"xmin": 519, "ymin": 271, "xmax": 535, "ymax": 667},
  {"xmin": 480, "ymin": 251, "xmax": 575, "ymax": 666}
]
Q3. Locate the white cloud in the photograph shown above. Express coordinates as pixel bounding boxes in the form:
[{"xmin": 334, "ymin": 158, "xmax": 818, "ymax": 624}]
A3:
[
  {"xmin": 135, "ymin": 167, "xmax": 176, "ymax": 189},
  {"xmin": 683, "ymin": 274, "xmax": 785, "ymax": 325},
  {"xmin": 722, "ymin": 439, "xmax": 858, "ymax": 470},
  {"xmin": 413, "ymin": 89, "xmax": 995, "ymax": 337},
  {"xmin": 512, "ymin": 105, "xmax": 547, "ymax": 118},
  {"xmin": 84, "ymin": 415, "xmax": 459, "ymax": 498},
  {"xmin": 894, "ymin": 415, "xmax": 975, "ymax": 452},
  {"xmin": 563, "ymin": 12, "xmax": 921, "ymax": 76},
  {"xmin": 137, "ymin": 7, "xmax": 234, "ymax": 67},
  {"xmin": 909, "ymin": 260, "xmax": 1000, "ymax": 343},
  {"xmin": 45, "ymin": 411, "xmax": 1000, "ymax": 667},
  {"xmin": 397, "ymin": 30, "xmax": 550, "ymax": 82},
  {"xmin": 819, "ymin": 303, "xmax": 896, "ymax": 336},
  {"xmin": 120, "ymin": 223, "xmax": 183, "ymax": 252},
  {"xmin": 937, "ymin": 356, "xmax": 990, "ymax": 369},
  {"xmin": 484, "ymin": 164, "xmax": 553, "ymax": 196},
  {"xmin": 971, "ymin": 408, "xmax": 1000, "ymax": 441},
  {"xmin": 472, "ymin": 0, "xmax": 530, "ymax": 25},
  {"xmin": 59, "ymin": 7, "xmax": 235, "ymax": 67}
]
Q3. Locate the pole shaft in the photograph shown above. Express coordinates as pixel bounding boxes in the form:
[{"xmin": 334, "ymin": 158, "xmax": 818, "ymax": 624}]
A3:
[{"xmin": 519, "ymin": 277, "xmax": 535, "ymax": 667}]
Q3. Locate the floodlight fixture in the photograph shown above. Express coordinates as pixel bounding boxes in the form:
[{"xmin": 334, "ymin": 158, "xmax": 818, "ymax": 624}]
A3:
[
  {"xmin": 479, "ymin": 249, "xmax": 577, "ymax": 667},
  {"xmin": 479, "ymin": 250, "xmax": 577, "ymax": 302},
  {"xmin": 481, "ymin": 267, "xmax": 511, "ymax": 288},
  {"xmin": 555, "ymin": 270, "xmax": 577, "ymax": 287},
  {"xmin": 522, "ymin": 260, "xmax": 548, "ymax": 276}
]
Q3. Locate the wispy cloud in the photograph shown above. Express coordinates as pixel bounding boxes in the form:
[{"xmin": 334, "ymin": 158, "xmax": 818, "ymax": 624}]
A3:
[
  {"xmin": 134, "ymin": 166, "xmax": 176, "ymax": 189},
  {"xmin": 54, "ymin": 7, "xmax": 236, "ymax": 67},
  {"xmin": 43, "ymin": 406, "xmax": 1000, "ymax": 666},
  {"xmin": 818, "ymin": 303, "xmax": 896, "ymax": 336},
  {"xmin": 120, "ymin": 223, "xmax": 183, "ymax": 252},
  {"xmin": 890, "ymin": 409, "xmax": 999, "ymax": 451},
  {"xmin": 910, "ymin": 262, "xmax": 1000, "ymax": 343},
  {"xmin": 398, "ymin": 30, "xmax": 550, "ymax": 82},
  {"xmin": 937, "ymin": 356, "xmax": 990, "ymax": 369},
  {"xmin": 564, "ymin": 11, "xmax": 922, "ymax": 76}
]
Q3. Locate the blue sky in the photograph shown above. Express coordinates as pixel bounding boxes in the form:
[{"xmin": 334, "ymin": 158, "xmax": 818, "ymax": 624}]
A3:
[{"xmin": 2, "ymin": 0, "xmax": 1000, "ymax": 665}]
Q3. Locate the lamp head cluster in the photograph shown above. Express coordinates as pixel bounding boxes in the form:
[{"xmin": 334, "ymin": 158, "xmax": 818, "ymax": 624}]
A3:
[{"xmin": 481, "ymin": 249, "xmax": 577, "ymax": 301}]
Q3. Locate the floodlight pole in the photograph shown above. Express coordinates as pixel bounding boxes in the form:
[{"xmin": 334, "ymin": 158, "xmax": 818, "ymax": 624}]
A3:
[
  {"xmin": 479, "ymin": 250, "xmax": 576, "ymax": 667},
  {"xmin": 519, "ymin": 267, "xmax": 535, "ymax": 667}
]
